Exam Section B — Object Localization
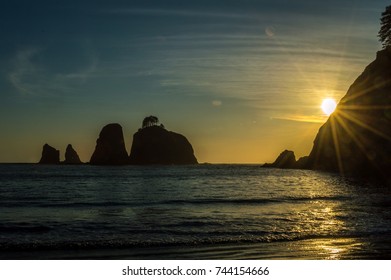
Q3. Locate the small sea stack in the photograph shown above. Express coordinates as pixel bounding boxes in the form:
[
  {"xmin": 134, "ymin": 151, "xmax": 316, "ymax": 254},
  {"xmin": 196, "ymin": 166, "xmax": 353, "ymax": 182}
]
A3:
[
  {"xmin": 263, "ymin": 150, "xmax": 297, "ymax": 169},
  {"xmin": 64, "ymin": 144, "xmax": 82, "ymax": 164},
  {"xmin": 38, "ymin": 144, "xmax": 60, "ymax": 164}
]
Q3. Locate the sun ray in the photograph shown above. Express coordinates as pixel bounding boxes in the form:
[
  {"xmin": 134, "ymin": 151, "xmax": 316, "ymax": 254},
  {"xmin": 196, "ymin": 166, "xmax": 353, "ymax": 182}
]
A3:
[
  {"xmin": 340, "ymin": 104, "xmax": 391, "ymax": 110},
  {"xmin": 341, "ymin": 78, "xmax": 391, "ymax": 103},
  {"xmin": 312, "ymin": 126, "xmax": 326, "ymax": 169},
  {"xmin": 334, "ymin": 113, "xmax": 380, "ymax": 170},
  {"xmin": 337, "ymin": 110, "xmax": 391, "ymax": 141},
  {"xmin": 330, "ymin": 116, "xmax": 344, "ymax": 175}
]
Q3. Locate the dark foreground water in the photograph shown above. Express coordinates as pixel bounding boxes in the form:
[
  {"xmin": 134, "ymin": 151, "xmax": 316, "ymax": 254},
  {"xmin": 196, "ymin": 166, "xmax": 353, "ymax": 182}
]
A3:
[{"xmin": 0, "ymin": 164, "xmax": 391, "ymax": 259}]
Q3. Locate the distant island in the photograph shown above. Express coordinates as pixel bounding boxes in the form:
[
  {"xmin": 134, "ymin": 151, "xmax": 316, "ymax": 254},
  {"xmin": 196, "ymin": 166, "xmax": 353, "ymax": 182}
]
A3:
[
  {"xmin": 38, "ymin": 116, "xmax": 198, "ymax": 165},
  {"xmin": 264, "ymin": 47, "xmax": 391, "ymax": 185}
]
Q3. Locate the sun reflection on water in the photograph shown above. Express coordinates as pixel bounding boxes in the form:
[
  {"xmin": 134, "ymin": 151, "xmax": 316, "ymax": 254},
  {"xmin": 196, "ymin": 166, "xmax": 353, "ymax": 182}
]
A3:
[
  {"xmin": 291, "ymin": 201, "xmax": 367, "ymax": 259},
  {"xmin": 304, "ymin": 238, "xmax": 365, "ymax": 260}
]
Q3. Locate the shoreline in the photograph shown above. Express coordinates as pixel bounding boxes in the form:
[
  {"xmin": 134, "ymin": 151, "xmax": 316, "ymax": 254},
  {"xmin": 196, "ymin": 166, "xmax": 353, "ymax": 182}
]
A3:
[{"xmin": 1, "ymin": 236, "xmax": 390, "ymax": 260}]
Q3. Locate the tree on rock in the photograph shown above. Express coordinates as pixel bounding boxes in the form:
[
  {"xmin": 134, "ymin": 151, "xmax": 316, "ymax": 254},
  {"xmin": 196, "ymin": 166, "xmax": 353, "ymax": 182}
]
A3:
[
  {"xmin": 142, "ymin": 116, "xmax": 159, "ymax": 128},
  {"xmin": 379, "ymin": 5, "xmax": 391, "ymax": 48}
]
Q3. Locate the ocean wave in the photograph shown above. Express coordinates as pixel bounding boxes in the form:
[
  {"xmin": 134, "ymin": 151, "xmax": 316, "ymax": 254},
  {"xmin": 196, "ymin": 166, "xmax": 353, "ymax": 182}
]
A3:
[
  {"xmin": 0, "ymin": 195, "xmax": 350, "ymax": 209},
  {"xmin": 162, "ymin": 196, "xmax": 349, "ymax": 205},
  {"xmin": 0, "ymin": 224, "xmax": 52, "ymax": 233},
  {"xmin": 2, "ymin": 231, "xmax": 391, "ymax": 254}
]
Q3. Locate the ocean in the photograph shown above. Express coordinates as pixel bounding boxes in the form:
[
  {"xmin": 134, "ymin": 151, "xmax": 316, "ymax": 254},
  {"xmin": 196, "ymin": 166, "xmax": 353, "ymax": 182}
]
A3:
[{"xmin": 0, "ymin": 164, "xmax": 390, "ymax": 259}]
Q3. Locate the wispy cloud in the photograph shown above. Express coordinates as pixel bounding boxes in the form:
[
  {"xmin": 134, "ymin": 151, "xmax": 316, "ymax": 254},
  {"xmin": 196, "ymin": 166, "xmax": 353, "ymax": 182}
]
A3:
[
  {"xmin": 8, "ymin": 48, "xmax": 100, "ymax": 97},
  {"xmin": 58, "ymin": 57, "xmax": 99, "ymax": 81},
  {"xmin": 104, "ymin": 8, "xmax": 252, "ymax": 19},
  {"xmin": 212, "ymin": 100, "xmax": 222, "ymax": 107},
  {"xmin": 272, "ymin": 115, "xmax": 327, "ymax": 123},
  {"xmin": 8, "ymin": 48, "xmax": 44, "ymax": 96}
]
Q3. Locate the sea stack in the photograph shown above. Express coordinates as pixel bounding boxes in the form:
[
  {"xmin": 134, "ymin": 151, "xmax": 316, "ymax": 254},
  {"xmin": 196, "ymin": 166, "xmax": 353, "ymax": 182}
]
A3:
[
  {"xmin": 38, "ymin": 144, "xmax": 60, "ymax": 164},
  {"xmin": 129, "ymin": 117, "xmax": 198, "ymax": 164},
  {"xmin": 64, "ymin": 144, "xmax": 82, "ymax": 164},
  {"xmin": 90, "ymin": 123, "xmax": 129, "ymax": 165},
  {"xmin": 306, "ymin": 47, "xmax": 391, "ymax": 181},
  {"xmin": 263, "ymin": 150, "xmax": 297, "ymax": 168}
]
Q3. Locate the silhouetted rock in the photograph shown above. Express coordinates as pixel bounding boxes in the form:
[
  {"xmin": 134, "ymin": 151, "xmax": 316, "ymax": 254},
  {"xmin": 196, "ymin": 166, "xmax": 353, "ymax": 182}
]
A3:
[
  {"xmin": 295, "ymin": 156, "xmax": 309, "ymax": 169},
  {"xmin": 64, "ymin": 144, "xmax": 82, "ymax": 164},
  {"xmin": 38, "ymin": 144, "xmax": 60, "ymax": 164},
  {"xmin": 90, "ymin": 123, "xmax": 129, "ymax": 165},
  {"xmin": 306, "ymin": 48, "xmax": 391, "ymax": 183},
  {"xmin": 263, "ymin": 151, "xmax": 310, "ymax": 169},
  {"xmin": 263, "ymin": 150, "xmax": 297, "ymax": 168},
  {"xmin": 264, "ymin": 48, "xmax": 391, "ymax": 184},
  {"xmin": 129, "ymin": 125, "xmax": 198, "ymax": 165}
]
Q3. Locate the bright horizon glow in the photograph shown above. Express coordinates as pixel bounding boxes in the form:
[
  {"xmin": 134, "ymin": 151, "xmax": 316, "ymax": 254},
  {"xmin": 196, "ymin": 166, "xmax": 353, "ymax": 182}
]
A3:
[{"xmin": 321, "ymin": 98, "xmax": 337, "ymax": 116}]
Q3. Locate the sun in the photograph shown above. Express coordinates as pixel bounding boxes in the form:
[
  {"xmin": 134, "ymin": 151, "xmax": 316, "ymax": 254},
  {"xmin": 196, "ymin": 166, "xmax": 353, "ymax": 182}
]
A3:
[{"xmin": 321, "ymin": 98, "xmax": 337, "ymax": 116}]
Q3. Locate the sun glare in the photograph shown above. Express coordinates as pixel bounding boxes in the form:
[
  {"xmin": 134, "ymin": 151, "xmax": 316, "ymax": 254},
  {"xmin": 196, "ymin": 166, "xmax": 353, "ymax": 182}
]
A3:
[{"xmin": 321, "ymin": 98, "xmax": 337, "ymax": 116}]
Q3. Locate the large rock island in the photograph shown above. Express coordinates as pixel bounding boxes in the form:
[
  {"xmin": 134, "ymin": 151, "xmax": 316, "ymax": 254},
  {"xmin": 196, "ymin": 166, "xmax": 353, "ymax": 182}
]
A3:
[
  {"xmin": 265, "ymin": 47, "xmax": 391, "ymax": 184},
  {"xmin": 90, "ymin": 123, "xmax": 129, "ymax": 165},
  {"xmin": 129, "ymin": 116, "xmax": 198, "ymax": 165}
]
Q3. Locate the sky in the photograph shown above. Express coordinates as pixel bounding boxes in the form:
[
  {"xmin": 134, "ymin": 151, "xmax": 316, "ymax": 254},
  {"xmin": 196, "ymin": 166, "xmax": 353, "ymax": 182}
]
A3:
[{"xmin": 0, "ymin": 0, "xmax": 388, "ymax": 163}]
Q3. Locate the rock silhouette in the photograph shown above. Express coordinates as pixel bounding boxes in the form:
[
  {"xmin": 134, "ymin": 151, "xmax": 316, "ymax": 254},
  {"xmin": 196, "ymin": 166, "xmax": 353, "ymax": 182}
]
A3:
[
  {"xmin": 129, "ymin": 125, "xmax": 198, "ymax": 165},
  {"xmin": 38, "ymin": 144, "xmax": 60, "ymax": 164},
  {"xmin": 263, "ymin": 150, "xmax": 297, "ymax": 168},
  {"xmin": 64, "ymin": 144, "xmax": 82, "ymax": 164},
  {"xmin": 90, "ymin": 123, "xmax": 129, "ymax": 165},
  {"xmin": 266, "ymin": 47, "xmax": 391, "ymax": 184},
  {"xmin": 306, "ymin": 47, "xmax": 391, "ymax": 181},
  {"xmin": 295, "ymin": 156, "xmax": 309, "ymax": 169}
]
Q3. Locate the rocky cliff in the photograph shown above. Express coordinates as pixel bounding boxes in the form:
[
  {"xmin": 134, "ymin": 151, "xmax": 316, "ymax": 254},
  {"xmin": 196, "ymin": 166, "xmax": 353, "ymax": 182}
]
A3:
[
  {"xmin": 38, "ymin": 144, "xmax": 60, "ymax": 164},
  {"xmin": 306, "ymin": 47, "xmax": 391, "ymax": 182},
  {"xmin": 266, "ymin": 48, "xmax": 391, "ymax": 184},
  {"xmin": 64, "ymin": 144, "xmax": 82, "ymax": 164},
  {"xmin": 129, "ymin": 126, "xmax": 198, "ymax": 165},
  {"xmin": 90, "ymin": 123, "xmax": 129, "ymax": 165}
]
